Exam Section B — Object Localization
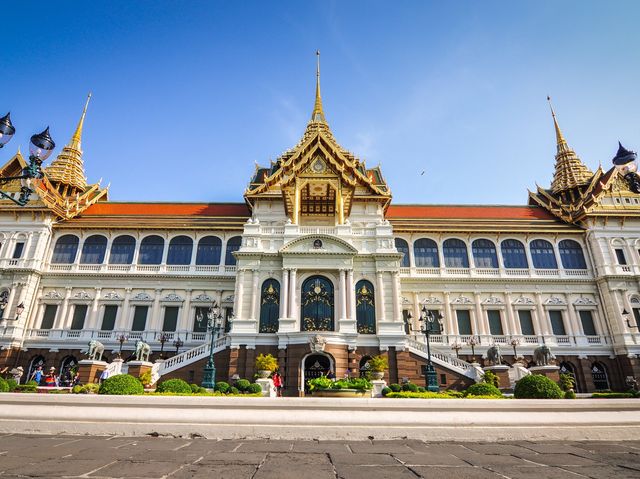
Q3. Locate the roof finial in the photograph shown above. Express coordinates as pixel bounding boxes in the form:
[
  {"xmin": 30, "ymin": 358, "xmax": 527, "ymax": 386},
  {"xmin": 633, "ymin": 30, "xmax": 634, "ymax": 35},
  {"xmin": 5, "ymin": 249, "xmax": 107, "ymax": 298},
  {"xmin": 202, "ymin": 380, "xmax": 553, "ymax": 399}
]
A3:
[
  {"xmin": 311, "ymin": 50, "xmax": 325, "ymax": 123},
  {"xmin": 70, "ymin": 92, "xmax": 92, "ymax": 151},
  {"xmin": 547, "ymin": 95, "xmax": 567, "ymax": 152}
]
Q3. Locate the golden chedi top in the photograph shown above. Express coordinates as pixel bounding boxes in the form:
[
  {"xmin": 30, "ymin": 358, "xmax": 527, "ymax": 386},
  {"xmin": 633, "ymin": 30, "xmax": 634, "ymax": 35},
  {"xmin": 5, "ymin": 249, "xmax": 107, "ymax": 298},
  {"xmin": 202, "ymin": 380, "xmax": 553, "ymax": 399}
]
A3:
[
  {"xmin": 45, "ymin": 93, "xmax": 91, "ymax": 195},
  {"xmin": 547, "ymin": 97, "xmax": 593, "ymax": 194}
]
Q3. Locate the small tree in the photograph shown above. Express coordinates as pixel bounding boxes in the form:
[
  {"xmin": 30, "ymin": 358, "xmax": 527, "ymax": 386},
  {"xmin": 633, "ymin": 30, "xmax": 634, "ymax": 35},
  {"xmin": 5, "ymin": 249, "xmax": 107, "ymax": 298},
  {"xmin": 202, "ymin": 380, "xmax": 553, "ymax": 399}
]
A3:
[
  {"xmin": 368, "ymin": 355, "xmax": 388, "ymax": 372},
  {"xmin": 559, "ymin": 373, "xmax": 575, "ymax": 392},
  {"xmin": 255, "ymin": 354, "xmax": 278, "ymax": 372},
  {"xmin": 482, "ymin": 370, "xmax": 500, "ymax": 388}
]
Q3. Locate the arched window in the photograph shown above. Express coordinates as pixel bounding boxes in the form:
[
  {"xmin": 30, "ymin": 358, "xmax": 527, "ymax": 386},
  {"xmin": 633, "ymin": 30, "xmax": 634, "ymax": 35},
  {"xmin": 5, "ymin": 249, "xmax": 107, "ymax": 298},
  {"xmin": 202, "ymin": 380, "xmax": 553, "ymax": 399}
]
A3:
[
  {"xmin": 51, "ymin": 235, "xmax": 79, "ymax": 264},
  {"xmin": 79, "ymin": 235, "xmax": 107, "ymax": 264},
  {"xmin": 559, "ymin": 239, "xmax": 587, "ymax": 269},
  {"xmin": 225, "ymin": 236, "xmax": 242, "ymax": 265},
  {"xmin": 138, "ymin": 235, "xmax": 164, "ymax": 265},
  {"xmin": 501, "ymin": 239, "xmax": 528, "ymax": 269},
  {"xmin": 414, "ymin": 238, "xmax": 439, "ymax": 267},
  {"xmin": 59, "ymin": 356, "xmax": 78, "ymax": 386},
  {"xmin": 259, "ymin": 279, "xmax": 280, "ymax": 333},
  {"xmin": 395, "ymin": 238, "xmax": 410, "ymax": 267},
  {"xmin": 167, "ymin": 236, "xmax": 193, "ymax": 265},
  {"xmin": 443, "ymin": 238, "xmax": 469, "ymax": 268},
  {"xmin": 530, "ymin": 239, "xmax": 558, "ymax": 269},
  {"xmin": 196, "ymin": 236, "xmax": 222, "ymax": 265},
  {"xmin": 301, "ymin": 275, "xmax": 334, "ymax": 331},
  {"xmin": 27, "ymin": 355, "xmax": 46, "ymax": 384},
  {"xmin": 109, "ymin": 235, "xmax": 136, "ymax": 264},
  {"xmin": 355, "ymin": 280, "xmax": 376, "ymax": 334},
  {"xmin": 559, "ymin": 361, "xmax": 581, "ymax": 393},
  {"xmin": 359, "ymin": 356, "xmax": 373, "ymax": 378},
  {"xmin": 472, "ymin": 239, "xmax": 498, "ymax": 268},
  {"xmin": 591, "ymin": 362, "xmax": 610, "ymax": 391}
]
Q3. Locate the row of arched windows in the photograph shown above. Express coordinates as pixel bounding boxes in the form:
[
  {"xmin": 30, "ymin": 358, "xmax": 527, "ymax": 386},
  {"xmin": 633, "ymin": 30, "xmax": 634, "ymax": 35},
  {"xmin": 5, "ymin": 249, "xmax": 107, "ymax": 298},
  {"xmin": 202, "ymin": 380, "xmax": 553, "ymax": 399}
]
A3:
[
  {"xmin": 395, "ymin": 238, "xmax": 587, "ymax": 270},
  {"xmin": 51, "ymin": 235, "xmax": 242, "ymax": 266}
]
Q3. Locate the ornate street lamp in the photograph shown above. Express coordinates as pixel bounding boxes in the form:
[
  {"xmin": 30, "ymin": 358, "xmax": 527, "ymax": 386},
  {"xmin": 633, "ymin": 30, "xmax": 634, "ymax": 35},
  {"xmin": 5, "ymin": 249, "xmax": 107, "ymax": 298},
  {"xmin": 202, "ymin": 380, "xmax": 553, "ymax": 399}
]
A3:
[
  {"xmin": 510, "ymin": 337, "xmax": 521, "ymax": 358},
  {"xmin": 450, "ymin": 341, "xmax": 462, "ymax": 359},
  {"xmin": 158, "ymin": 333, "xmax": 169, "ymax": 359},
  {"xmin": 467, "ymin": 335, "xmax": 479, "ymax": 361},
  {"xmin": 199, "ymin": 301, "xmax": 224, "ymax": 389},
  {"xmin": 172, "ymin": 337, "xmax": 184, "ymax": 356},
  {"xmin": 417, "ymin": 306, "xmax": 443, "ymax": 392},
  {"xmin": 0, "ymin": 118, "xmax": 56, "ymax": 206},
  {"xmin": 117, "ymin": 334, "xmax": 128, "ymax": 358}
]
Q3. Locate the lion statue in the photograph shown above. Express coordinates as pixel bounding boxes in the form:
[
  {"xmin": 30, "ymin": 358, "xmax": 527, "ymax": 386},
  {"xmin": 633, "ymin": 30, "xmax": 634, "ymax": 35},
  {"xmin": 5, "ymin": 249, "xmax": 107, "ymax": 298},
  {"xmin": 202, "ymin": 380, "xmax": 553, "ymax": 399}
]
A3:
[
  {"xmin": 87, "ymin": 340, "xmax": 105, "ymax": 361},
  {"xmin": 486, "ymin": 345, "xmax": 502, "ymax": 366},
  {"xmin": 533, "ymin": 345, "xmax": 555, "ymax": 366},
  {"xmin": 135, "ymin": 340, "xmax": 151, "ymax": 362}
]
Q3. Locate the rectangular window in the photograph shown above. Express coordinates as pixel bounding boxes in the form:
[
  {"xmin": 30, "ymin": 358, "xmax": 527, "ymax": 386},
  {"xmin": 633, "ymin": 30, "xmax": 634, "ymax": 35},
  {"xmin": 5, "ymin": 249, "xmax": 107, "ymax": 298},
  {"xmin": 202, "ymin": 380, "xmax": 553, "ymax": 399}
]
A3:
[
  {"xmin": 518, "ymin": 310, "xmax": 535, "ymax": 335},
  {"xmin": 615, "ymin": 248, "xmax": 627, "ymax": 265},
  {"xmin": 549, "ymin": 310, "xmax": 566, "ymax": 335},
  {"xmin": 402, "ymin": 309, "xmax": 411, "ymax": 334},
  {"xmin": 224, "ymin": 307, "xmax": 233, "ymax": 333},
  {"xmin": 440, "ymin": 374, "xmax": 447, "ymax": 385},
  {"xmin": 426, "ymin": 309, "xmax": 442, "ymax": 333},
  {"xmin": 193, "ymin": 307, "xmax": 209, "ymax": 332},
  {"xmin": 40, "ymin": 304, "xmax": 58, "ymax": 329},
  {"xmin": 12, "ymin": 242, "xmax": 24, "ymax": 259},
  {"xmin": 162, "ymin": 306, "xmax": 179, "ymax": 332},
  {"xmin": 456, "ymin": 309, "xmax": 472, "ymax": 335},
  {"xmin": 487, "ymin": 310, "xmax": 503, "ymax": 335},
  {"xmin": 101, "ymin": 305, "xmax": 118, "ymax": 331},
  {"xmin": 70, "ymin": 305, "xmax": 88, "ymax": 330},
  {"xmin": 132, "ymin": 306, "xmax": 148, "ymax": 331},
  {"xmin": 579, "ymin": 310, "xmax": 597, "ymax": 336},
  {"xmin": 633, "ymin": 308, "xmax": 640, "ymax": 329}
]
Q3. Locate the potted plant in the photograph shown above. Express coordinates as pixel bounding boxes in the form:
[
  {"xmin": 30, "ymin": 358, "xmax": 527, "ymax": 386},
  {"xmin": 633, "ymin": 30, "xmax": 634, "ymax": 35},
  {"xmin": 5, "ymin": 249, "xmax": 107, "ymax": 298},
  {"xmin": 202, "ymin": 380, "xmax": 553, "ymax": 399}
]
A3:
[
  {"xmin": 307, "ymin": 376, "xmax": 373, "ymax": 397},
  {"xmin": 255, "ymin": 353, "xmax": 278, "ymax": 379},
  {"xmin": 368, "ymin": 355, "xmax": 388, "ymax": 380}
]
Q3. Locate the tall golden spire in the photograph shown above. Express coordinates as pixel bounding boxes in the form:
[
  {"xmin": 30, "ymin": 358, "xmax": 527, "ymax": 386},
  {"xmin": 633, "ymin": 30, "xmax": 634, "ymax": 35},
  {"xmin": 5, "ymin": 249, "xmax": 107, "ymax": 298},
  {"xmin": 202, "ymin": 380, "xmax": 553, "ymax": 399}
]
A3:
[
  {"xmin": 546, "ymin": 96, "xmax": 593, "ymax": 194},
  {"xmin": 311, "ymin": 50, "xmax": 326, "ymax": 123},
  {"xmin": 69, "ymin": 93, "xmax": 92, "ymax": 152}
]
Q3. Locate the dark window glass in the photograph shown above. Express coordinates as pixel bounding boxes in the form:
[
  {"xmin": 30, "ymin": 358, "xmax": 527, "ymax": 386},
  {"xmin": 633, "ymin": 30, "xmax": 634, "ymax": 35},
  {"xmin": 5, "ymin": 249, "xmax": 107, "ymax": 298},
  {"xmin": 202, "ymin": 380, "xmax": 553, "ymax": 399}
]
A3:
[
  {"xmin": 395, "ymin": 238, "xmax": 410, "ymax": 267},
  {"xmin": 501, "ymin": 239, "xmax": 528, "ymax": 269},
  {"xmin": 40, "ymin": 305, "xmax": 58, "ymax": 329},
  {"xmin": 530, "ymin": 239, "xmax": 558, "ymax": 269},
  {"xmin": 162, "ymin": 306, "xmax": 179, "ymax": 331},
  {"xmin": 259, "ymin": 279, "xmax": 280, "ymax": 333},
  {"xmin": 414, "ymin": 238, "xmax": 439, "ymax": 267},
  {"xmin": 402, "ymin": 309, "xmax": 411, "ymax": 334},
  {"xmin": 51, "ymin": 235, "xmax": 79, "ymax": 264},
  {"xmin": 167, "ymin": 236, "xmax": 193, "ymax": 265},
  {"xmin": 80, "ymin": 235, "xmax": 107, "ymax": 264},
  {"xmin": 225, "ymin": 236, "xmax": 242, "ymax": 265},
  {"xmin": 633, "ymin": 308, "xmax": 640, "ymax": 329},
  {"xmin": 559, "ymin": 240, "xmax": 587, "ymax": 269},
  {"xmin": 355, "ymin": 280, "xmax": 375, "ymax": 334},
  {"xmin": 101, "ymin": 305, "xmax": 118, "ymax": 331},
  {"xmin": 425, "ymin": 309, "xmax": 442, "ymax": 333},
  {"xmin": 615, "ymin": 248, "xmax": 627, "ymax": 265},
  {"xmin": 579, "ymin": 310, "xmax": 597, "ymax": 335},
  {"xmin": 456, "ymin": 309, "xmax": 472, "ymax": 335},
  {"xmin": 70, "ymin": 305, "xmax": 88, "ymax": 330},
  {"xmin": 591, "ymin": 362, "xmax": 610, "ymax": 390},
  {"xmin": 518, "ymin": 310, "xmax": 535, "ymax": 335},
  {"xmin": 12, "ymin": 242, "xmax": 24, "ymax": 259},
  {"xmin": 132, "ymin": 306, "xmax": 148, "ymax": 331},
  {"xmin": 300, "ymin": 275, "xmax": 334, "ymax": 332},
  {"xmin": 138, "ymin": 235, "xmax": 164, "ymax": 265},
  {"xmin": 443, "ymin": 239, "xmax": 469, "ymax": 268},
  {"xmin": 549, "ymin": 310, "xmax": 566, "ymax": 335},
  {"xmin": 472, "ymin": 239, "xmax": 498, "ymax": 268},
  {"xmin": 196, "ymin": 236, "xmax": 222, "ymax": 265},
  {"xmin": 487, "ymin": 310, "xmax": 503, "ymax": 335},
  {"xmin": 109, "ymin": 236, "xmax": 136, "ymax": 264},
  {"xmin": 193, "ymin": 307, "xmax": 209, "ymax": 332}
]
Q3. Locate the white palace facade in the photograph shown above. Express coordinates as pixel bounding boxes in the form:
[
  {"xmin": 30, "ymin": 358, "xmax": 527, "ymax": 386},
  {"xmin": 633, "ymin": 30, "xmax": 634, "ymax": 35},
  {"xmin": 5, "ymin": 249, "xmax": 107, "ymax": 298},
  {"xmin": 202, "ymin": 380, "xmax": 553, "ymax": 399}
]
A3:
[{"xmin": 1, "ymin": 69, "xmax": 640, "ymax": 395}]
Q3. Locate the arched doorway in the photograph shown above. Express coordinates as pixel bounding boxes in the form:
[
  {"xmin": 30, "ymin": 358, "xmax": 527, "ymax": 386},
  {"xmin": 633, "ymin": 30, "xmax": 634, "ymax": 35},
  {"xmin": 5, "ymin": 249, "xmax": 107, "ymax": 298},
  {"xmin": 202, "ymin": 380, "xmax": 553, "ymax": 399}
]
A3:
[
  {"xmin": 591, "ymin": 362, "xmax": 610, "ymax": 391},
  {"xmin": 27, "ymin": 355, "xmax": 45, "ymax": 383},
  {"xmin": 301, "ymin": 353, "xmax": 333, "ymax": 394},
  {"xmin": 59, "ymin": 356, "xmax": 78, "ymax": 387},
  {"xmin": 301, "ymin": 276, "xmax": 334, "ymax": 331},
  {"xmin": 559, "ymin": 361, "xmax": 581, "ymax": 392},
  {"xmin": 359, "ymin": 356, "xmax": 372, "ymax": 378}
]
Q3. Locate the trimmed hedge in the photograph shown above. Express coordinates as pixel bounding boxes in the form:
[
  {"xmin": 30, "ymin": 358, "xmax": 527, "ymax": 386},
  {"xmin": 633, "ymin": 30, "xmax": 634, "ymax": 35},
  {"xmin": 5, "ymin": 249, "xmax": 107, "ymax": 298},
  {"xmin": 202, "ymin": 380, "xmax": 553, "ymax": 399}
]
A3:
[
  {"xmin": 402, "ymin": 382, "xmax": 419, "ymax": 392},
  {"xmin": 229, "ymin": 386, "xmax": 239, "ymax": 395},
  {"xmin": 514, "ymin": 374, "xmax": 563, "ymax": 399},
  {"xmin": 592, "ymin": 392, "xmax": 635, "ymax": 399},
  {"xmin": 564, "ymin": 389, "xmax": 576, "ymax": 399},
  {"xmin": 214, "ymin": 381, "xmax": 230, "ymax": 393},
  {"xmin": 247, "ymin": 383, "xmax": 262, "ymax": 394},
  {"xmin": 389, "ymin": 383, "xmax": 402, "ymax": 392},
  {"xmin": 381, "ymin": 387, "xmax": 392, "ymax": 397},
  {"xmin": 99, "ymin": 374, "xmax": 144, "ymax": 395},
  {"xmin": 0, "ymin": 377, "xmax": 9, "ymax": 393},
  {"xmin": 464, "ymin": 383, "xmax": 502, "ymax": 398},
  {"xmin": 385, "ymin": 391, "xmax": 490, "ymax": 399},
  {"xmin": 6, "ymin": 378, "xmax": 17, "ymax": 392},
  {"xmin": 236, "ymin": 379, "xmax": 251, "ymax": 392},
  {"xmin": 156, "ymin": 379, "xmax": 192, "ymax": 394},
  {"xmin": 72, "ymin": 383, "xmax": 100, "ymax": 394}
]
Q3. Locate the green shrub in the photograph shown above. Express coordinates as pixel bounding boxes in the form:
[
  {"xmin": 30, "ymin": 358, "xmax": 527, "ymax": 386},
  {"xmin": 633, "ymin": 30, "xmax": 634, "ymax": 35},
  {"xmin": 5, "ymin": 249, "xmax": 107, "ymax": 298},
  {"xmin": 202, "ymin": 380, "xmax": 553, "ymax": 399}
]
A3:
[
  {"xmin": 138, "ymin": 371, "xmax": 152, "ymax": 387},
  {"xmin": 15, "ymin": 384, "xmax": 37, "ymax": 392},
  {"xmin": 6, "ymin": 378, "xmax": 17, "ymax": 392},
  {"xmin": 464, "ymin": 383, "xmax": 502, "ymax": 398},
  {"xmin": 72, "ymin": 383, "xmax": 100, "ymax": 394},
  {"xmin": 99, "ymin": 374, "xmax": 144, "ymax": 395},
  {"xmin": 0, "ymin": 377, "xmax": 9, "ymax": 393},
  {"xmin": 248, "ymin": 383, "xmax": 262, "ymax": 394},
  {"xmin": 559, "ymin": 373, "xmax": 576, "ymax": 392},
  {"xmin": 564, "ymin": 389, "xmax": 576, "ymax": 399},
  {"xmin": 331, "ymin": 377, "xmax": 372, "ymax": 391},
  {"xmin": 156, "ymin": 379, "xmax": 192, "ymax": 394},
  {"xmin": 386, "ymin": 391, "xmax": 476, "ymax": 399},
  {"xmin": 214, "ymin": 381, "xmax": 230, "ymax": 393},
  {"xmin": 381, "ymin": 387, "xmax": 391, "ymax": 396},
  {"xmin": 197, "ymin": 387, "xmax": 208, "ymax": 394},
  {"xmin": 229, "ymin": 386, "xmax": 239, "ymax": 395},
  {"xmin": 514, "ymin": 374, "xmax": 563, "ymax": 399},
  {"xmin": 592, "ymin": 392, "xmax": 634, "ymax": 399},
  {"xmin": 417, "ymin": 386, "xmax": 426, "ymax": 393},
  {"xmin": 389, "ymin": 383, "xmax": 402, "ymax": 392},
  {"xmin": 482, "ymin": 370, "xmax": 500, "ymax": 388},
  {"xmin": 236, "ymin": 379, "xmax": 251, "ymax": 392},
  {"xmin": 307, "ymin": 376, "xmax": 333, "ymax": 391},
  {"xmin": 402, "ymin": 382, "xmax": 419, "ymax": 392},
  {"xmin": 190, "ymin": 383, "xmax": 199, "ymax": 393}
]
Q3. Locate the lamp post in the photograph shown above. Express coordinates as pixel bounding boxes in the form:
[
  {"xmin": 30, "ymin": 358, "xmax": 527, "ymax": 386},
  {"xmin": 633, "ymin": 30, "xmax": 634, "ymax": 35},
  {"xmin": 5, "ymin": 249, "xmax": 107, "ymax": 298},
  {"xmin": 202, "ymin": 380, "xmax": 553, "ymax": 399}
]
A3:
[
  {"xmin": 450, "ymin": 341, "xmax": 462, "ymax": 359},
  {"xmin": 467, "ymin": 335, "xmax": 479, "ymax": 362},
  {"xmin": 418, "ymin": 306, "xmax": 443, "ymax": 392},
  {"xmin": 157, "ymin": 333, "xmax": 169, "ymax": 359},
  {"xmin": 0, "ymin": 115, "xmax": 56, "ymax": 206},
  {"xmin": 510, "ymin": 337, "xmax": 521, "ymax": 359},
  {"xmin": 117, "ymin": 334, "xmax": 128, "ymax": 358},
  {"xmin": 172, "ymin": 337, "xmax": 184, "ymax": 356},
  {"xmin": 200, "ymin": 302, "xmax": 223, "ymax": 389}
]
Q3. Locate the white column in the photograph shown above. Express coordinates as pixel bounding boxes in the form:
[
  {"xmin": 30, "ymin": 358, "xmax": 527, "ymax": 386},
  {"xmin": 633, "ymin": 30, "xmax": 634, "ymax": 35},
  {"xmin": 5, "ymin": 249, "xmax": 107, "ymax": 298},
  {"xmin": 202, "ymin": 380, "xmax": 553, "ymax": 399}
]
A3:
[
  {"xmin": 54, "ymin": 287, "xmax": 72, "ymax": 329},
  {"xmin": 339, "ymin": 269, "xmax": 346, "ymax": 320},
  {"xmin": 23, "ymin": 232, "xmax": 34, "ymax": 260},
  {"xmin": 348, "ymin": 270, "xmax": 356, "ymax": 320},
  {"xmin": 534, "ymin": 292, "xmax": 550, "ymax": 336},
  {"xmin": 391, "ymin": 271, "xmax": 400, "ymax": 322},
  {"xmin": 280, "ymin": 269, "xmax": 289, "ymax": 318},
  {"xmin": 288, "ymin": 269, "xmax": 297, "ymax": 325},
  {"xmin": 236, "ymin": 269, "xmax": 246, "ymax": 319},
  {"xmin": 565, "ymin": 294, "xmax": 582, "ymax": 335},
  {"xmin": 250, "ymin": 269, "xmax": 260, "ymax": 320},
  {"xmin": 180, "ymin": 290, "xmax": 192, "ymax": 332},
  {"xmin": 505, "ymin": 292, "xmax": 519, "ymax": 334},
  {"xmin": 412, "ymin": 292, "xmax": 421, "ymax": 333},
  {"xmin": 151, "ymin": 289, "xmax": 162, "ymax": 331},
  {"xmin": 444, "ymin": 292, "xmax": 456, "ymax": 335},
  {"xmin": 87, "ymin": 288, "xmax": 101, "ymax": 329},
  {"xmin": 473, "ymin": 292, "xmax": 487, "ymax": 335},
  {"xmin": 376, "ymin": 272, "xmax": 386, "ymax": 322},
  {"xmin": 118, "ymin": 288, "xmax": 132, "ymax": 331},
  {"xmin": 3, "ymin": 284, "xmax": 17, "ymax": 321}
]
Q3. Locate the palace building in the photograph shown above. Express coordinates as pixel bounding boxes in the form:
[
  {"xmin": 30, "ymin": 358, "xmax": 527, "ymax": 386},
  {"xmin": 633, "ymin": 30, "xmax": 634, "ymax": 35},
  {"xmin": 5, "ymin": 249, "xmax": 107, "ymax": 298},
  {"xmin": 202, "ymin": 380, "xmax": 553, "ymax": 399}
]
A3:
[{"xmin": 1, "ymin": 64, "xmax": 639, "ymax": 395}]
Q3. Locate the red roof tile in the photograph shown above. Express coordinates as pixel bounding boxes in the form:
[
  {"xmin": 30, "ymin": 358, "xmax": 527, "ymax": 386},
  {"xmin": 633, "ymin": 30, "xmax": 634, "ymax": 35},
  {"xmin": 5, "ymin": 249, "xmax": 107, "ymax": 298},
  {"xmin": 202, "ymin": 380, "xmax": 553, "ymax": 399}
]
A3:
[
  {"xmin": 387, "ymin": 205, "xmax": 558, "ymax": 221},
  {"xmin": 81, "ymin": 202, "xmax": 250, "ymax": 217}
]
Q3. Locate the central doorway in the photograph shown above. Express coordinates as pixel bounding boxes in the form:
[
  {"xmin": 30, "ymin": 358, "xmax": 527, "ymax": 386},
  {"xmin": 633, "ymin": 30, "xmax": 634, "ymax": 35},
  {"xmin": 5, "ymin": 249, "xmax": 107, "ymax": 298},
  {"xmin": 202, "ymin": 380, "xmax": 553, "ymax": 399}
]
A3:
[{"xmin": 302, "ymin": 353, "xmax": 333, "ymax": 394}]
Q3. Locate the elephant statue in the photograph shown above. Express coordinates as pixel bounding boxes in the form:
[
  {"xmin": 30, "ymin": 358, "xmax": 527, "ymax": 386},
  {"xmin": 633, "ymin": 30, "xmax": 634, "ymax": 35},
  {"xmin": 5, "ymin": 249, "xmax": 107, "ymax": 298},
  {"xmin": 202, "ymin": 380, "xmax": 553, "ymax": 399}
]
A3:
[
  {"xmin": 533, "ymin": 345, "xmax": 555, "ymax": 366},
  {"xmin": 87, "ymin": 340, "xmax": 105, "ymax": 361},
  {"xmin": 135, "ymin": 340, "xmax": 151, "ymax": 362},
  {"xmin": 486, "ymin": 345, "xmax": 502, "ymax": 366}
]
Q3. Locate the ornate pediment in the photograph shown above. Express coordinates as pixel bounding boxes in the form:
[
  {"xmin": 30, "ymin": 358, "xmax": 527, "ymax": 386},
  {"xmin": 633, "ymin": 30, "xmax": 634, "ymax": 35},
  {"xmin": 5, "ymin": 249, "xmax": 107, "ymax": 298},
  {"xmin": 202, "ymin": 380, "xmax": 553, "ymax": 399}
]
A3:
[
  {"xmin": 513, "ymin": 295, "xmax": 535, "ymax": 305},
  {"xmin": 280, "ymin": 234, "xmax": 358, "ymax": 255},
  {"xmin": 451, "ymin": 295, "xmax": 473, "ymax": 305}
]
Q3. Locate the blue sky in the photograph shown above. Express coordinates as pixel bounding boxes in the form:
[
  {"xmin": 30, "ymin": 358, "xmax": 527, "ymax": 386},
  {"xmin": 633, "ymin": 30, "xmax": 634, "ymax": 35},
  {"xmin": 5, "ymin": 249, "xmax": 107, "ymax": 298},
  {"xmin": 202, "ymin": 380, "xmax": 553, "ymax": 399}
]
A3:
[{"xmin": 2, "ymin": 1, "xmax": 640, "ymax": 205}]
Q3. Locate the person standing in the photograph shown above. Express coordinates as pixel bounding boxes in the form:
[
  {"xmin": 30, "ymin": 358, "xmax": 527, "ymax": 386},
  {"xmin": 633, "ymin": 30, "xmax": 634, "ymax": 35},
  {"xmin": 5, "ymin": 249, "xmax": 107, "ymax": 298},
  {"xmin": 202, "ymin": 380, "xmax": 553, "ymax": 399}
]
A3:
[
  {"xmin": 30, "ymin": 366, "xmax": 43, "ymax": 385},
  {"xmin": 272, "ymin": 371, "xmax": 283, "ymax": 397},
  {"xmin": 44, "ymin": 367, "xmax": 57, "ymax": 387}
]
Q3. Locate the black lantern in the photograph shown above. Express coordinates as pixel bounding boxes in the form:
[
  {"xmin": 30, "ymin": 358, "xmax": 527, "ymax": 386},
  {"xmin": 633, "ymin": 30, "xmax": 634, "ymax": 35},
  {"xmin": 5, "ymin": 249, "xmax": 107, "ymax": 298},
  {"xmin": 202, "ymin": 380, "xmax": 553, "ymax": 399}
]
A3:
[{"xmin": 0, "ymin": 113, "xmax": 16, "ymax": 148}]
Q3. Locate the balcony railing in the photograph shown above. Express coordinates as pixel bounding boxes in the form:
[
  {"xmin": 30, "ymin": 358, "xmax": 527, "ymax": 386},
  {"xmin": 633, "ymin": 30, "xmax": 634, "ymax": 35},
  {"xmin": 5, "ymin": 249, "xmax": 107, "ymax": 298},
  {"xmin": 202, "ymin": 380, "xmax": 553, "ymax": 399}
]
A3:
[
  {"xmin": 408, "ymin": 333, "xmax": 610, "ymax": 349},
  {"xmin": 45, "ymin": 263, "xmax": 237, "ymax": 275},
  {"xmin": 398, "ymin": 266, "xmax": 592, "ymax": 279},
  {"xmin": 22, "ymin": 328, "xmax": 209, "ymax": 345}
]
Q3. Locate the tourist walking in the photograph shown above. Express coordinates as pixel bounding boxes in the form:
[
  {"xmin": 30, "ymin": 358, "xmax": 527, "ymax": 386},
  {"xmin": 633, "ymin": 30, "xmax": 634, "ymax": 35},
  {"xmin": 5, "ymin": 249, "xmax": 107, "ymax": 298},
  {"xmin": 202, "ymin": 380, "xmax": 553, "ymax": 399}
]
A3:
[
  {"xmin": 44, "ymin": 367, "xmax": 58, "ymax": 387},
  {"xmin": 272, "ymin": 371, "xmax": 283, "ymax": 397},
  {"xmin": 30, "ymin": 366, "xmax": 43, "ymax": 385}
]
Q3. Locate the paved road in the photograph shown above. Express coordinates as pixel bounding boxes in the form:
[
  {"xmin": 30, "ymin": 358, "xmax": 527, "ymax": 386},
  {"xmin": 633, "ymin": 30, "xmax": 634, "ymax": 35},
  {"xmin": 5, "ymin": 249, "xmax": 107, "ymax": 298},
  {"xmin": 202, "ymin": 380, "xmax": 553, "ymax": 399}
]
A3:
[{"xmin": 0, "ymin": 434, "xmax": 639, "ymax": 478}]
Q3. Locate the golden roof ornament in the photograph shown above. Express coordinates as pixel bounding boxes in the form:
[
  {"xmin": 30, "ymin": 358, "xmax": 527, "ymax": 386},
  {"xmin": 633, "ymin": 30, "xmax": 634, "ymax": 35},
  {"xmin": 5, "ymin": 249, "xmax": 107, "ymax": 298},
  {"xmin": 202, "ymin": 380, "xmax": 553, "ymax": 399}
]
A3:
[{"xmin": 311, "ymin": 50, "xmax": 326, "ymax": 123}]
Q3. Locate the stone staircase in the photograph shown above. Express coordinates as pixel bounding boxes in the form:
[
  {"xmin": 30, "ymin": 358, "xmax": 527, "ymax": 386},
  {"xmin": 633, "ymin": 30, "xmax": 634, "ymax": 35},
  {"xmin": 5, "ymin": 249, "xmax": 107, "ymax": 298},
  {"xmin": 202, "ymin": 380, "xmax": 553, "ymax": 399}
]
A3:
[{"xmin": 405, "ymin": 337, "xmax": 483, "ymax": 381}]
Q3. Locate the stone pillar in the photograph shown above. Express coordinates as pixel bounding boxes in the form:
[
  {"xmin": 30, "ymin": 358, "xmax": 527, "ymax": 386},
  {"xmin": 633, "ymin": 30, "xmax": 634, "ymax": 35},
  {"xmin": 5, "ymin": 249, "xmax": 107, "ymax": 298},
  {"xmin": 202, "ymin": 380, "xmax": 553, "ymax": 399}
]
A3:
[
  {"xmin": 535, "ymin": 292, "xmax": 550, "ymax": 336},
  {"xmin": 339, "ymin": 269, "xmax": 347, "ymax": 320},
  {"xmin": 151, "ymin": 289, "xmax": 162, "ymax": 331},
  {"xmin": 180, "ymin": 290, "xmax": 192, "ymax": 332},
  {"xmin": 376, "ymin": 272, "xmax": 386, "ymax": 322},
  {"xmin": 118, "ymin": 288, "xmax": 132, "ymax": 331},
  {"xmin": 347, "ymin": 269, "xmax": 355, "ymax": 320},
  {"xmin": 505, "ymin": 292, "xmax": 519, "ymax": 334},
  {"xmin": 3, "ymin": 284, "xmax": 17, "ymax": 321},
  {"xmin": 280, "ymin": 269, "xmax": 289, "ymax": 318},
  {"xmin": 54, "ymin": 287, "xmax": 72, "ymax": 329},
  {"xmin": 127, "ymin": 361, "xmax": 153, "ymax": 380},
  {"xmin": 87, "ymin": 288, "xmax": 101, "ymax": 329},
  {"xmin": 391, "ymin": 271, "xmax": 400, "ymax": 322},
  {"xmin": 529, "ymin": 365, "xmax": 560, "ymax": 383},
  {"xmin": 250, "ymin": 269, "xmax": 260, "ymax": 320},
  {"xmin": 236, "ymin": 269, "xmax": 245, "ymax": 319},
  {"xmin": 474, "ymin": 292, "xmax": 487, "ymax": 336},
  {"xmin": 483, "ymin": 365, "xmax": 511, "ymax": 390},
  {"xmin": 288, "ymin": 269, "xmax": 297, "ymax": 325},
  {"xmin": 444, "ymin": 292, "xmax": 455, "ymax": 335},
  {"xmin": 77, "ymin": 359, "xmax": 107, "ymax": 385}
]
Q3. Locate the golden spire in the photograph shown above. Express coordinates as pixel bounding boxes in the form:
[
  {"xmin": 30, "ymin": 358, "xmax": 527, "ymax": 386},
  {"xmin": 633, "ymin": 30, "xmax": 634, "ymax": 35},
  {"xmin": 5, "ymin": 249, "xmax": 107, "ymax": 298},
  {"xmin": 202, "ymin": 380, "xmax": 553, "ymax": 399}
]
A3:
[
  {"xmin": 69, "ymin": 93, "xmax": 92, "ymax": 151},
  {"xmin": 546, "ymin": 96, "xmax": 593, "ymax": 194},
  {"xmin": 311, "ymin": 50, "xmax": 326, "ymax": 123}
]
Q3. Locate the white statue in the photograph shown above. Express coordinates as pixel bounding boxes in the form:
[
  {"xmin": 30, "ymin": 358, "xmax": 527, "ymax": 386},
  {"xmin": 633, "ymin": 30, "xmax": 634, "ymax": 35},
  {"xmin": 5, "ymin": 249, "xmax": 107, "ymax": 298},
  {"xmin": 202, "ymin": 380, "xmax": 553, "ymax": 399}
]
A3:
[
  {"xmin": 87, "ymin": 340, "xmax": 105, "ymax": 361},
  {"xmin": 135, "ymin": 340, "xmax": 151, "ymax": 362}
]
